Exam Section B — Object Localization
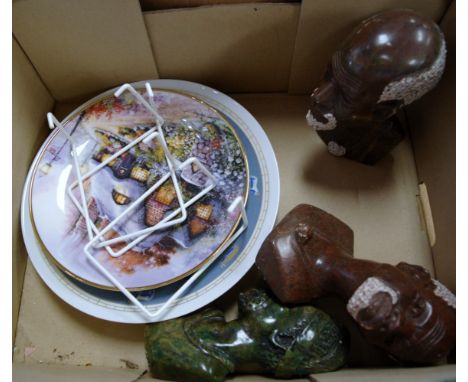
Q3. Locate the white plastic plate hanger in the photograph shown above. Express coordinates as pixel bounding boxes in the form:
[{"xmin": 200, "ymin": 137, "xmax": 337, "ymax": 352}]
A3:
[{"xmin": 49, "ymin": 82, "xmax": 248, "ymax": 320}]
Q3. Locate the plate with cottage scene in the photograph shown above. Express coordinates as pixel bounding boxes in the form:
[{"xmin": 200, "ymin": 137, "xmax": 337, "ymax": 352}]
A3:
[
  {"xmin": 22, "ymin": 80, "xmax": 280, "ymax": 322},
  {"xmin": 29, "ymin": 87, "xmax": 249, "ymax": 290}
]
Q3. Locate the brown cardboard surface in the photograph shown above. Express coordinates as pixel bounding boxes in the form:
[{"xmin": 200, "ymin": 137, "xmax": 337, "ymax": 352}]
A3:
[
  {"xmin": 406, "ymin": 1, "xmax": 456, "ymax": 291},
  {"xmin": 13, "ymin": 363, "xmax": 151, "ymax": 382},
  {"xmin": 140, "ymin": 0, "xmax": 299, "ymax": 11},
  {"xmin": 288, "ymin": 0, "xmax": 452, "ymax": 94},
  {"xmin": 14, "ymin": 94, "xmax": 435, "ymax": 376},
  {"xmin": 13, "ymin": 0, "xmax": 158, "ymax": 102},
  {"xmin": 12, "ymin": 38, "xmax": 54, "ymax": 342},
  {"xmin": 52, "ymin": 102, "xmax": 85, "ymax": 121},
  {"xmin": 13, "ymin": 262, "xmax": 147, "ymax": 369},
  {"xmin": 11, "ymin": 362, "xmax": 456, "ymax": 382},
  {"xmin": 310, "ymin": 365, "xmax": 455, "ymax": 381},
  {"xmin": 144, "ymin": 3, "xmax": 300, "ymax": 93},
  {"xmin": 12, "ymin": 363, "xmax": 309, "ymax": 382}
]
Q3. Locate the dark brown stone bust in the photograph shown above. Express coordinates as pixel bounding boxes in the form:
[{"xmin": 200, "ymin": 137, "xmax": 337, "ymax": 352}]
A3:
[
  {"xmin": 307, "ymin": 9, "xmax": 446, "ymax": 164},
  {"xmin": 256, "ymin": 204, "xmax": 456, "ymax": 364}
]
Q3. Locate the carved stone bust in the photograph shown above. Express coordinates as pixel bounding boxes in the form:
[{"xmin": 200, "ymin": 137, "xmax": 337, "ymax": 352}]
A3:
[
  {"xmin": 256, "ymin": 204, "xmax": 456, "ymax": 364},
  {"xmin": 145, "ymin": 289, "xmax": 347, "ymax": 382},
  {"xmin": 307, "ymin": 9, "xmax": 446, "ymax": 164}
]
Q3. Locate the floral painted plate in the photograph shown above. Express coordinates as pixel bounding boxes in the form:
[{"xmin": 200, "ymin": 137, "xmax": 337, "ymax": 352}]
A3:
[
  {"xmin": 29, "ymin": 87, "xmax": 249, "ymax": 290},
  {"xmin": 21, "ymin": 80, "xmax": 280, "ymax": 323}
]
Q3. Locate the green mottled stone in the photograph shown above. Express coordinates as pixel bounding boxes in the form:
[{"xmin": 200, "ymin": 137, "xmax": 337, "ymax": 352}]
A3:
[{"xmin": 144, "ymin": 289, "xmax": 347, "ymax": 382}]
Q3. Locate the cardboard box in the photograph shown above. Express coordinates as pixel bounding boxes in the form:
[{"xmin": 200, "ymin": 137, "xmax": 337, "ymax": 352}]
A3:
[{"xmin": 12, "ymin": 0, "xmax": 455, "ymax": 380}]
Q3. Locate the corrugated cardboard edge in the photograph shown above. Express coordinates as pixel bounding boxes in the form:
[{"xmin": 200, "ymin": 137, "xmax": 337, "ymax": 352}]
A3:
[
  {"xmin": 141, "ymin": 0, "xmax": 299, "ymax": 12},
  {"xmin": 417, "ymin": 183, "xmax": 436, "ymax": 246},
  {"xmin": 13, "ymin": 0, "xmax": 159, "ymax": 102}
]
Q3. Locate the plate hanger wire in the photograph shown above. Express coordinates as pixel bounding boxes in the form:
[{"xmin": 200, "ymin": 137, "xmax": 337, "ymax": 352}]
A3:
[
  {"xmin": 47, "ymin": 82, "xmax": 248, "ymax": 321},
  {"xmin": 91, "ymin": 86, "xmax": 218, "ymax": 256}
]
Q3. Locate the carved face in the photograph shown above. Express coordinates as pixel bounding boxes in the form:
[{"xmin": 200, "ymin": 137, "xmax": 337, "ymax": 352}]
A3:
[
  {"xmin": 183, "ymin": 289, "xmax": 347, "ymax": 377},
  {"xmin": 236, "ymin": 290, "xmax": 347, "ymax": 377},
  {"xmin": 307, "ymin": 9, "xmax": 446, "ymax": 161},
  {"xmin": 347, "ymin": 265, "xmax": 455, "ymax": 363}
]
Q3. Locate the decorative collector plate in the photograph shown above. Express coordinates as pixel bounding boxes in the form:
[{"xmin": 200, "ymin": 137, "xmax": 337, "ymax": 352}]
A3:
[
  {"xmin": 30, "ymin": 89, "xmax": 248, "ymax": 290},
  {"xmin": 21, "ymin": 80, "xmax": 280, "ymax": 323}
]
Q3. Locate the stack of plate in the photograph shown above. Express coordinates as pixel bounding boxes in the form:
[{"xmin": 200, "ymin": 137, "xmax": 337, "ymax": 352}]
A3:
[{"xmin": 21, "ymin": 80, "xmax": 279, "ymax": 323}]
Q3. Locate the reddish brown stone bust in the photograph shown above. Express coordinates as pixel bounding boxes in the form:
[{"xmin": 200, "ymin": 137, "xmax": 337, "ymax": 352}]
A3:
[
  {"xmin": 256, "ymin": 204, "xmax": 456, "ymax": 364},
  {"xmin": 307, "ymin": 9, "xmax": 446, "ymax": 164}
]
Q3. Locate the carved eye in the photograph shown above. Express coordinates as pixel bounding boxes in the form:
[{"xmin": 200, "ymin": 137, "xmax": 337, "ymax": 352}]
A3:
[
  {"xmin": 409, "ymin": 297, "xmax": 428, "ymax": 318},
  {"xmin": 410, "ymin": 305, "xmax": 423, "ymax": 317},
  {"xmin": 415, "ymin": 298, "xmax": 425, "ymax": 311},
  {"xmin": 379, "ymin": 324, "xmax": 389, "ymax": 332},
  {"xmin": 271, "ymin": 330, "xmax": 296, "ymax": 351},
  {"xmin": 389, "ymin": 309, "xmax": 400, "ymax": 324}
]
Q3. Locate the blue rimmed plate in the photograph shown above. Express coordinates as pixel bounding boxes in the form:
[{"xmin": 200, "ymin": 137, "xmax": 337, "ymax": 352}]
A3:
[{"xmin": 21, "ymin": 80, "xmax": 279, "ymax": 323}]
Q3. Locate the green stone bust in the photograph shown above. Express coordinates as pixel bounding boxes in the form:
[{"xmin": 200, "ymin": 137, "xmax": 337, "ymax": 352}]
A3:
[{"xmin": 145, "ymin": 289, "xmax": 347, "ymax": 382}]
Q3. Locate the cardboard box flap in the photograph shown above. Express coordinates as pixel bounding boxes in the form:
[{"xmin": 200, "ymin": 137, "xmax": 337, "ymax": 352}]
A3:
[
  {"xmin": 144, "ymin": 3, "xmax": 300, "ymax": 93},
  {"xmin": 13, "ymin": 0, "xmax": 159, "ymax": 102},
  {"xmin": 12, "ymin": 37, "xmax": 54, "ymax": 342}
]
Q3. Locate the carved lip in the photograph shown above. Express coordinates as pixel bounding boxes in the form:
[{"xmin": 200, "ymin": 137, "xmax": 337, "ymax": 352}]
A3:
[
  {"xmin": 306, "ymin": 109, "xmax": 337, "ymax": 131},
  {"xmin": 309, "ymin": 101, "xmax": 330, "ymax": 121}
]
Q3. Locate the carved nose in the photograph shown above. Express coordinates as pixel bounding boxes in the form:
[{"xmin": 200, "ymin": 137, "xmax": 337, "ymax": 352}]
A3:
[
  {"xmin": 312, "ymin": 81, "xmax": 335, "ymax": 105},
  {"xmin": 295, "ymin": 223, "xmax": 313, "ymax": 245}
]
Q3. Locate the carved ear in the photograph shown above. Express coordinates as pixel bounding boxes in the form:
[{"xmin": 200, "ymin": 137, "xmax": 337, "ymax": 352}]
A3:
[
  {"xmin": 238, "ymin": 289, "xmax": 271, "ymax": 315},
  {"xmin": 355, "ymin": 292, "xmax": 394, "ymax": 331},
  {"xmin": 347, "ymin": 277, "xmax": 399, "ymax": 328}
]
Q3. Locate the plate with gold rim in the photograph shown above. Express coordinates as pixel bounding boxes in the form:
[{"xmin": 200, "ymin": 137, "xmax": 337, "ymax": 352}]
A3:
[
  {"xmin": 21, "ymin": 80, "xmax": 279, "ymax": 323},
  {"xmin": 29, "ymin": 87, "xmax": 249, "ymax": 290}
]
